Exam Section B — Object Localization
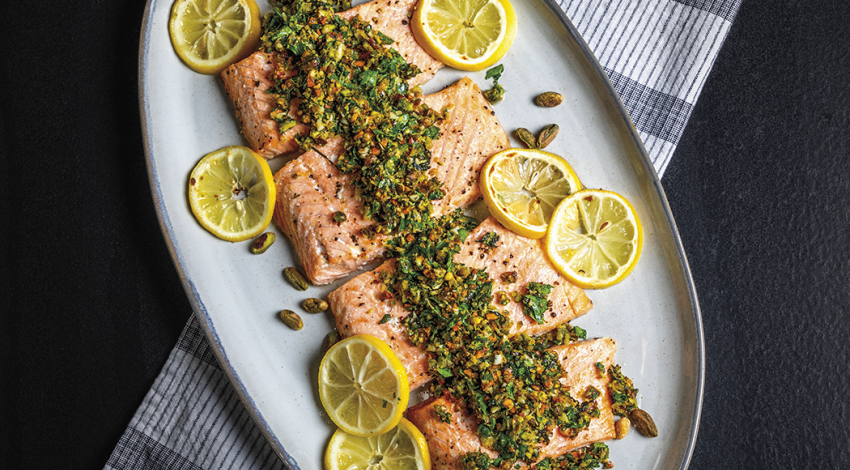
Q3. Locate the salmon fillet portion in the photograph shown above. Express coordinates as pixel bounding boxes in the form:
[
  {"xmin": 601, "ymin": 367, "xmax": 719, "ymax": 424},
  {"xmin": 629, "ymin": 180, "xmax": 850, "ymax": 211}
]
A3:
[
  {"xmin": 327, "ymin": 217, "xmax": 593, "ymax": 390},
  {"xmin": 220, "ymin": 0, "xmax": 443, "ymax": 159},
  {"xmin": 221, "ymin": 52, "xmax": 304, "ymax": 158},
  {"xmin": 273, "ymin": 77, "xmax": 508, "ymax": 285},
  {"xmin": 407, "ymin": 338, "xmax": 618, "ymax": 470},
  {"xmin": 338, "ymin": 0, "xmax": 443, "ymax": 86}
]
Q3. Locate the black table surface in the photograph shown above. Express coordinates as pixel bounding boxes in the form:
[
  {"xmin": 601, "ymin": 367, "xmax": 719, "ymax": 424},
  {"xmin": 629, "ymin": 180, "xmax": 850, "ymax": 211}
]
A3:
[{"xmin": 3, "ymin": 0, "xmax": 849, "ymax": 468}]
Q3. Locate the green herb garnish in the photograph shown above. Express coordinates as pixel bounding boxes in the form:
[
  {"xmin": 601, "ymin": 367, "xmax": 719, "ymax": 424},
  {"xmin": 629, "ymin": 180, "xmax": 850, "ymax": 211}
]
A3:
[
  {"xmin": 483, "ymin": 64, "xmax": 506, "ymax": 104},
  {"xmin": 521, "ymin": 282, "xmax": 554, "ymax": 324},
  {"xmin": 608, "ymin": 365, "xmax": 638, "ymax": 417},
  {"xmin": 260, "ymin": 0, "xmax": 446, "ymax": 235},
  {"xmin": 434, "ymin": 404, "xmax": 452, "ymax": 423}
]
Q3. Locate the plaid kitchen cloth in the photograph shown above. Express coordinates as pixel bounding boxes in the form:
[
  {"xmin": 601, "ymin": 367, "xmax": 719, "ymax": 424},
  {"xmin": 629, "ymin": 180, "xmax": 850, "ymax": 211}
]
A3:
[{"xmin": 106, "ymin": 0, "xmax": 741, "ymax": 468}]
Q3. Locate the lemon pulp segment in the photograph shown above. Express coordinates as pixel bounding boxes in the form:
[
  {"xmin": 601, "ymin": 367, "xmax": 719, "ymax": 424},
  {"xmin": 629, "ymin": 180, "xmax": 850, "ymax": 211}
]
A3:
[
  {"xmin": 169, "ymin": 0, "xmax": 261, "ymax": 74},
  {"xmin": 412, "ymin": 0, "xmax": 517, "ymax": 71},
  {"xmin": 480, "ymin": 148, "xmax": 582, "ymax": 239},
  {"xmin": 545, "ymin": 189, "xmax": 643, "ymax": 289},
  {"xmin": 319, "ymin": 335, "xmax": 410, "ymax": 437},
  {"xmin": 188, "ymin": 146, "xmax": 275, "ymax": 242},
  {"xmin": 325, "ymin": 418, "xmax": 430, "ymax": 470}
]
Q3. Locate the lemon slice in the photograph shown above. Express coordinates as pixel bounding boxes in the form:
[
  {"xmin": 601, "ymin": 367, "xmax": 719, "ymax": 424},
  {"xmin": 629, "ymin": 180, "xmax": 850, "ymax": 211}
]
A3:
[
  {"xmin": 480, "ymin": 148, "xmax": 582, "ymax": 239},
  {"xmin": 188, "ymin": 145, "xmax": 276, "ymax": 242},
  {"xmin": 325, "ymin": 418, "xmax": 430, "ymax": 470},
  {"xmin": 169, "ymin": 0, "xmax": 261, "ymax": 75},
  {"xmin": 319, "ymin": 335, "xmax": 410, "ymax": 437},
  {"xmin": 412, "ymin": 0, "xmax": 517, "ymax": 71},
  {"xmin": 545, "ymin": 189, "xmax": 643, "ymax": 289}
]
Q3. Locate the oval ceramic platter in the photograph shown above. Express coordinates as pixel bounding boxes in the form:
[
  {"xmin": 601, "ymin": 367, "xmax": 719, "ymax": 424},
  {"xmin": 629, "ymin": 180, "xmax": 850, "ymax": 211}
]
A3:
[{"xmin": 140, "ymin": 0, "xmax": 704, "ymax": 468}]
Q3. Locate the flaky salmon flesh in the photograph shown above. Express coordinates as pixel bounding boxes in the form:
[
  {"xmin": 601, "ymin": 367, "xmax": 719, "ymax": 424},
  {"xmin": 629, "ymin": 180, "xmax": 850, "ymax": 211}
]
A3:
[
  {"xmin": 220, "ymin": 0, "xmax": 443, "ymax": 159},
  {"xmin": 273, "ymin": 77, "xmax": 509, "ymax": 285},
  {"xmin": 407, "ymin": 338, "xmax": 618, "ymax": 470},
  {"xmin": 327, "ymin": 216, "xmax": 594, "ymax": 390}
]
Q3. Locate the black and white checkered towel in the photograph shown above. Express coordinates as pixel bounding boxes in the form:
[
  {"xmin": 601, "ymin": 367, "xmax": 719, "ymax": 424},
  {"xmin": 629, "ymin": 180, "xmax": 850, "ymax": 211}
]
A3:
[{"xmin": 107, "ymin": 0, "xmax": 740, "ymax": 468}]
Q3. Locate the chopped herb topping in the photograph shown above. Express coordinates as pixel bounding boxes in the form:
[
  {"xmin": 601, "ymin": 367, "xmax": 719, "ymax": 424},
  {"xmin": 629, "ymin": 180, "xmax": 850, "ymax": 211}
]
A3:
[
  {"xmin": 476, "ymin": 231, "xmax": 500, "ymax": 248},
  {"xmin": 382, "ymin": 214, "xmax": 599, "ymax": 465},
  {"xmin": 521, "ymin": 282, "xmax": 554, "ymax": 324},
  {"xmin": 608, "ymin": 365, "xmax": 639, "ymax": 417},
  {"xmin": 534, "ymin": 443, "xmax": 613, "ymax": 470},
  {"xmin": 500, "ymin": 271, "xmax": 518, "ymax": 284},
  {"xmin": 260, "ymin": 0, "xmax": 447, "ymax": 234},
  {"xmin": 483, "ymin": 64, "xmax": 506, "ymax": 104},
  {"xmin": 584, "ymin": 385, "xmax": 601, "ymax": 401},
  {"xmin": 434, "ymin": 404, "xmax": 452, "ymax": 423},
  {"xmin": 378, "ymin": 314, "xmax": 392, "ymax": 324},
  {"xmin": 595, "ymin": 362, "xmax": 606, "ymax": 375}
]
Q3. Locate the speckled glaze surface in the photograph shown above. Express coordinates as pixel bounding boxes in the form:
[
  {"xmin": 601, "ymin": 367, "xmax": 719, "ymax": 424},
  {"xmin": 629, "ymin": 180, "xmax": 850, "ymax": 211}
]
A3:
[{"xmin": 139, "ymin": 0, "xmax": 704, "ymax": 468}]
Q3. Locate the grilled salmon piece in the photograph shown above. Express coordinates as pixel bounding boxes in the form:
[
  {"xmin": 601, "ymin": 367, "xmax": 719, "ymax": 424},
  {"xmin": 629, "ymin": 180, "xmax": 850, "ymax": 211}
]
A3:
[
  {"xmin": 338, "ymin": 0, "xmax": 443, "ymax": 87},
  {"xmin": 407, "ymin": 338, "xmax": 618, "ymax": 470},
  {"xmin": 220, "ymin": 0, "xmax": 443, "ymax": 159},
  {"xmin": 274, "ymin": 77, "xmax": 508, "ymax": 285},
  {"xmin": 327, "ymin": 217, "xmax": 593, "ymax": 390}
]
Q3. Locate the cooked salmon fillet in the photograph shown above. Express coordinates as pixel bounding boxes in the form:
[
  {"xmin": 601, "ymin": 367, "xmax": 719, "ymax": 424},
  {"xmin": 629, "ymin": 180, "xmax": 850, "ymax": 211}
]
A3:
[
  {"xmin": 327, "ymin": 217, "xmax": 594, "ymax": 390},
  {"xmin": 407, "ymin": 338, "xmax": 618, "ymax": 470},
  {"xmin": 273, "ymin": 77, "xmax": 509, "ymax": 285},
  {"xmin": 220, "ymin": 0, "xmax": 443, "ymax": 159}
]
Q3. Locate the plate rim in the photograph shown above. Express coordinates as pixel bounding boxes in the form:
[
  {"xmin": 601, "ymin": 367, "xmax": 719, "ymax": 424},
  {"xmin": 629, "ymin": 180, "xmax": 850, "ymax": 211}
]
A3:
[{"xmin": 138, "ymin": 0, "xmax": 705, "ymax": 468}]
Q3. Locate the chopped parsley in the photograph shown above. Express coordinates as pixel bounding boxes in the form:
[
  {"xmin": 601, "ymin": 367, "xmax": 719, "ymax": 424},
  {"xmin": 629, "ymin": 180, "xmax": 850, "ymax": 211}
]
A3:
[
  {"xmin": 482, "ymin": 64, "xmax": 506, "ymax": 104},
  {"xmin": 595, "ymin": 362, "xmax": 606, "ymax": 376},
  {"xmin": 534, "ymin": 443, "xmax": 613, "ymax": 470},
  {"xmin": 260, "ymin": 0, "xmax": 447, "ymax": 234},
  {"xmin": 434, "ymin": 404, "xmax": 452, "ymax": 423},
  {"xmin": 608, "ymin": 365, "xmax": 639, "ymax": 417},
  {"xmin": 521, "ymin": 282, "xmax": 554, "ymax": 324},
  {"xmin": 476, "ymin": 231, "xmax": 500, "ymax": 248},
  {"xmin": 382, "ymin": 214, "xmax": 600, "ymax": 465},
  {"xmin": 378, "ymin": 314, "xmax": 392, "ymax": 324}
]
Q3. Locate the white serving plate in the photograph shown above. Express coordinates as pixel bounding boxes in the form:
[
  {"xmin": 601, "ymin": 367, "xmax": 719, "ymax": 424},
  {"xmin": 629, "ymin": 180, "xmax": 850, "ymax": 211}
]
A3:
[{"xmin": 139, "ymin": 0, "xmax": 704, "ymax": 468}]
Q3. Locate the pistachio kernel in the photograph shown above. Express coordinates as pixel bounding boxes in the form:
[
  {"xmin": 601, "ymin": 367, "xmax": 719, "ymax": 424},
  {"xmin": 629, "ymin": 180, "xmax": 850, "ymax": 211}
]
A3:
[
  {"xmin": 279, "ymin": 310, "xmax": 303, "ymax": 330},
  {"xmin": 534, "ymin": 91, "xmax": 563, "ymax": 107},
  {"xmin": 333, "ymin": 211, "xmax": 347, "ymax": 223},
  {"xmin": 284, "ymin": 267, "xmax": 309, "ymax": 291},
  {"xmin": 615, "ymin": 417, "xmax": 631, "ymax": 439},
  {"xmin": 302, "ymin": 298, "xmax": 329, "ymax": 313},
  {"xmin": 515, "ymin": 128, "xmax": 538, "ymax": 149},
  {"xmin": 250, "ymin": 232, "xmax": 276, "ymax": 254},
  {"xmin": 629, "ymin": 408, "xmax": 658, "ymax": 438},
  {"xmin": 537, "ymin": 124, "xmax": 559, "ymax": 149},
  {"xmin": 323, "ymin": 331, "xmax": 340, "ymax": 353}
]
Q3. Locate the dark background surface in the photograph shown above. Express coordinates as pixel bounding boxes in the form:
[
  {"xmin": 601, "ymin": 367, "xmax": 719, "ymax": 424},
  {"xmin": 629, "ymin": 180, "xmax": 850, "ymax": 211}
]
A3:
[{"xmin": 2, "ymin": 0, "xmax": 849, "ymax": 468}]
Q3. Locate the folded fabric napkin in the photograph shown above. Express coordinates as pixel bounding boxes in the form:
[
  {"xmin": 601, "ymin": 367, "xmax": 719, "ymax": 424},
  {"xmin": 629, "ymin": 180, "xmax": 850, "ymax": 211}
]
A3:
[{"xmin": 107, "ymin": 0, "xmax": 740, "ymax": 468}]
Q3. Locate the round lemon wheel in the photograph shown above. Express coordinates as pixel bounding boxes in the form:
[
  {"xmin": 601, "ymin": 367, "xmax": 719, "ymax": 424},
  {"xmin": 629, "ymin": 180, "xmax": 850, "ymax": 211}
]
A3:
[
  {"xmin": 169, "ymin": 0, "xmax": 261, "ymax": 75},
  {"xmin": 188, "ymin": 146, "xmax": 276, "ymax": 242},
  {"xmin": 480, "ymin": 148, "xmax": 582, "ymax": 239},
  {"xmin": 411, "ymin": 0, "xmax": 517, "ymax": 71},
  {"xmin": 325, "ymin": 418, "xmax": 430, "ymax": 470},
  {"xmin": 319, "ymin": 335, "xmax": 410, "ymax": 437},
  {"xmin": 545, "ymin": 189, "xmax": 643, "ymax": 289}
]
